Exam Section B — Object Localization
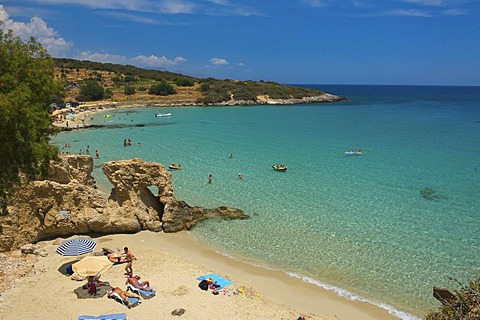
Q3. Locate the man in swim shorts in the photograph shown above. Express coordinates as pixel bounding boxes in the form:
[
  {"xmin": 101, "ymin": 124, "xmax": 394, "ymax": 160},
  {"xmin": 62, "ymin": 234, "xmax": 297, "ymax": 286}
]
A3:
[
  {"xmin": 125, "ymin": 273, "xmax": 153, "ymax": 291},
  {"xmin": 124, "ymin": 247, "xmax": 136, "ymax": 274},
  {"xmin": 108, "ymin": 287, "xmax": 142, "ymax": 308}
]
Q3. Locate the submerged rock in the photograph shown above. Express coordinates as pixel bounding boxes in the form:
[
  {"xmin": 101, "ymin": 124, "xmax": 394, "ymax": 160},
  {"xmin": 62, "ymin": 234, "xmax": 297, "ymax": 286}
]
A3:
[
  {"xmin": 0, "ymin": 155, "xmax": 248, "ymax": 252},
  {"xmin": 420, "ymin": 187, "xmax": 447, "ymax": 201}
]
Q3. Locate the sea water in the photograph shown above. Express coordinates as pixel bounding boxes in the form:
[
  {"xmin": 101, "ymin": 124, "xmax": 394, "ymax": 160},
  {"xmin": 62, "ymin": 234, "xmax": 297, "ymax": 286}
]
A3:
[{"xmin": 51, "ymin": 85, "xmax": 480, "ymax": 318}]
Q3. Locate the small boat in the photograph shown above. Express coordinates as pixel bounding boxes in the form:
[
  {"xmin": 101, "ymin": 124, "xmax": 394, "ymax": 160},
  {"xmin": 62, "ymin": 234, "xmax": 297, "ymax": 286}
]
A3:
[
  {"xmin": 168, "ymin": 164, "xmax": 181, "ymax": 170},
  {"xmin": 272, "ymin": 164, "xmax": 287, "ymax": 171},
  {"xmin": 104, "ymin": 114, "xmax": 111, "ymax": 118},
  {"xmin": 345, "ymin": 150, "xmax": 362, "ymax": 156},
  {"xmin": 155, "ymin": 112, "xmax": 171, "ymax": 117}
]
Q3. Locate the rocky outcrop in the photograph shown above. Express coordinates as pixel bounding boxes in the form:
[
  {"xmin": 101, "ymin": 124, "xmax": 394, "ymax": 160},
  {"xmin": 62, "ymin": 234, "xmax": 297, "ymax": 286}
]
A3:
[{"xmin": 0, "ymin": 155, "xmax": 248, "ymax": 252}]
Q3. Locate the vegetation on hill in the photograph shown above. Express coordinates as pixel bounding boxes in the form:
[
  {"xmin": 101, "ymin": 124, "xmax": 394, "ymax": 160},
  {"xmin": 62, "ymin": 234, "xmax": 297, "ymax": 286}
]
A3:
[
  {"xmin": 53, "ymin": 58, "xmax": 327, "ymax": 105},
  {"xmin": 0, "ymin": 29, "xmax": 63, "ymax": 211},
  {"xmin": 425, "ymin": 276, "xmax": 480, "ymax": 320}
]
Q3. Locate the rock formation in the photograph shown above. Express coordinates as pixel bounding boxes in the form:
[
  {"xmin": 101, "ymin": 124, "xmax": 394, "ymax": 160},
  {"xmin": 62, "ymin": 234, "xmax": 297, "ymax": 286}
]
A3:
[{"xmin": 0, "ymin": 155, "xmax": 248, "ymax": 252}]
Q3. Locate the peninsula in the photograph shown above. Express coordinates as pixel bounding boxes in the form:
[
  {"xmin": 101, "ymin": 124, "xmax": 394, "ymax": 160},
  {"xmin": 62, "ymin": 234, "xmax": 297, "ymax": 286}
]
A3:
[{"xmin": 53, "ymin": 58, "xmax": 345, "ymax": 107}]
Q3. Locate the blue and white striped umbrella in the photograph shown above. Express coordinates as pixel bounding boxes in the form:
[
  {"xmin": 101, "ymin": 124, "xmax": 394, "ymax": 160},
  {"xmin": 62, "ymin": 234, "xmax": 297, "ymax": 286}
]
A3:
[{"xmin": 56, "ymin": 238, "xmax": 97, "ymax": 256}]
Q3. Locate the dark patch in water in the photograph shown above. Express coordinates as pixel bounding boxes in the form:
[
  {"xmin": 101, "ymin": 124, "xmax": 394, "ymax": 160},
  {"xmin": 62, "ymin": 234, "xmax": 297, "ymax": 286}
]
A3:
[
  {"xmin": 65, "ymin": 122, "xmax": 175, "ymax": 131},
  {"xmin": 116, "ymin": 110, "xmax": 140, "ymax": 114},
  {"xmin": 420, "ymin": 187, "xmax": 447, "ymax": 201}
]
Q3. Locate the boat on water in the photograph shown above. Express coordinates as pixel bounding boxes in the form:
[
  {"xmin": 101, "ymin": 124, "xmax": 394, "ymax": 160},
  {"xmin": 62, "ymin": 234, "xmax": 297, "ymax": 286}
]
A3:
[
  {"xmin": 168, "ymin": 164, "xmax": 181, "ymax": 170},
  {"xmin": 345, "ymin": 150, "xmax": 363, "ymax": 156},
  {"xmin": 104, "ymin": 114, "xmax": 111, "ymax": 118},
  {"xmin": 155, "ymin": 112, "xmax": 171, "ymax": 117},
  {"xmin": 272, "ymin": 164, "xmax": 287, "ymax": 171}
]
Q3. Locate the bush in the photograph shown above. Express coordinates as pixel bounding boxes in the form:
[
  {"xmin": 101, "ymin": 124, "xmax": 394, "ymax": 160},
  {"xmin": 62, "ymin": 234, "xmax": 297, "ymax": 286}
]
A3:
[
  {"xmin": 104, "ymin": 88, "xmax": 113, "ymax": 99},
  {"xmin": 200, "ymin": 83, "xmax": 211, "ymax": 92},
  {"xmin": 148, "ymin": 81, "xmax": 176, "ymax": 96},
  {"xmin": 124, "ymin": 84, "xmax": 136, "ymax": 95},
  {"xmin": 77, "ymin": 79, "xmax": 104, "ymax": 101},
  {"xmin": 203, "ymin": 90, "xmax": 230, "ymax": 104},
  {"xmin": 425, "ymin": 276, "xmax": 480, "ymax": 320},
  {"xmin": 174, "ymin": 77, "xmax": 195, "ymax": 87}
]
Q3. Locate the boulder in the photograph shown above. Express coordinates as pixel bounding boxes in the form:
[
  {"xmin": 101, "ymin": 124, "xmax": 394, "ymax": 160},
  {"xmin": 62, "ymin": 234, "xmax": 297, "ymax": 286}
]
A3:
[{"xmin": 0, "ymin": 155, "xmax": 248, "ymax": 252}]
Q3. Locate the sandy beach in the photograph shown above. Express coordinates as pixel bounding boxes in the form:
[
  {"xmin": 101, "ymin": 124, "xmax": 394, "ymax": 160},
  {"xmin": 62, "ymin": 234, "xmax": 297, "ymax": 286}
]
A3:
[{"xmin": 0, "ymin": 231, "xmax": 398, "ymax": 320}]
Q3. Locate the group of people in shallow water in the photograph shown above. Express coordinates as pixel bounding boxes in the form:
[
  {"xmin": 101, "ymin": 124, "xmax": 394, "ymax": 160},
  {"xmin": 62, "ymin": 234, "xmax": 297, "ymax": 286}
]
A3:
[
  {"xmin": 207, "ymin": 154, "xmax": 243, "ymax": 184},
  {"xmin": 85, "ymin": 246, "xmax": 154, "ymax": 308},
  {"xmin": 123, "ymin": 138, "xmax": 132, "ymax": 147}
]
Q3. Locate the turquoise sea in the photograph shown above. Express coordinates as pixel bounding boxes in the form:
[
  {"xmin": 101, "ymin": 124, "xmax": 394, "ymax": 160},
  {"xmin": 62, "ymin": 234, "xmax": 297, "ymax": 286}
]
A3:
[{"xmin": 52, "ymin": 85, "xmax": 480, "ymax": 319}]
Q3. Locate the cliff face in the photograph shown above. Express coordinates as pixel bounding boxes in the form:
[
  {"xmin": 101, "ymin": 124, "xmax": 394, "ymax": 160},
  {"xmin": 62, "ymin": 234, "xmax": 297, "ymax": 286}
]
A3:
[{"xmin": 0, "ymin": 155, "xmax": 248, "ymax": 252}]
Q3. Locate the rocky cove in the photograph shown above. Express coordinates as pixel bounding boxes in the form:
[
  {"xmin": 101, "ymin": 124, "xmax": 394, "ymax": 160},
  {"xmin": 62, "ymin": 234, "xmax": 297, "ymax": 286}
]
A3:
[{"xmin": 0, "ymin": 155, "xmax": 248, "ymax": 253}]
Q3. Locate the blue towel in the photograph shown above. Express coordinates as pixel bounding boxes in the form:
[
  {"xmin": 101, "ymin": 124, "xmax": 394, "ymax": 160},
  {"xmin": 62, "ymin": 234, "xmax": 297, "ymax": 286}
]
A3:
[
  {"xmin": 127, "ymin": 296, "xmax": 139, "ymax": 306},
  {"xmin": 196, "ymin": 273, "xmax": 233, "ymax": 289},
  {"xmin": 127, "ymin": 284, "xmax": 156, "ymax": 299},
  {"xmin": 78, "ymin": 313, "xmax": 126, "ymax": 320}
]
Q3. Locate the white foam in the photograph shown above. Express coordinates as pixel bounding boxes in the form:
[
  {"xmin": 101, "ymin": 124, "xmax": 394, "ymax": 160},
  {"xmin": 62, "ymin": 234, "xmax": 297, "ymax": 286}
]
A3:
[
  {"xmin": 211, "ymin": 245, "xmax": 420, "ymax": 320},
  {"xmin": 285, "ymin": 272, "xmax": 421, "ymax": 320}
]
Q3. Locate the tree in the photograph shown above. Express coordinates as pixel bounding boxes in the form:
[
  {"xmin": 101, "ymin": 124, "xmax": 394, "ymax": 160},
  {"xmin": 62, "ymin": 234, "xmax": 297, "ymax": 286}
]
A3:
[
  {"xmin": 148, "ymin": 81, "xmax": 176, "ymax": 96},
  {"xmin": 0, "ymin": 28, "xmax": 63, "ymax": 209},
  {"xmin": 76, "ymin": 79, "xmax": 104, "ymax": 101},
  {"xmin": 174, "ymin": 77, "xmax": 195, "ymax": 87},
  {"xmin": 425, "ymin": 276, "xmax": 480, "ymax": 320},
  {"xmin": 124, "ymin": 84, "xmax": 136, "ymax": 95}
]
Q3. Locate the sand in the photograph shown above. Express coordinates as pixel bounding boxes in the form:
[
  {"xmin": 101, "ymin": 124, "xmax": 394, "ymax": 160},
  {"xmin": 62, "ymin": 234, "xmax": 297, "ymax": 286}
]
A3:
[{"xmin": 0, "ymin": 231, "xmax": 399, "ymax": 320}]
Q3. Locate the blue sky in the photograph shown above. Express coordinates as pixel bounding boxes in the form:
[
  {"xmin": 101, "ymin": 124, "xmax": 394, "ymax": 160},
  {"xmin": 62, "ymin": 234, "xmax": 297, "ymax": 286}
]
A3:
[{"xmin": 1, "ymin": 0, "xmax": 479, "ymax": 85}]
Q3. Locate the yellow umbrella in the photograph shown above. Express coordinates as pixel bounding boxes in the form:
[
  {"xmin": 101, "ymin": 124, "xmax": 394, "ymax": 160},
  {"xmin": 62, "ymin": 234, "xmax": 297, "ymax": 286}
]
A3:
[{"xmin": 72, "ymin": 256, "xmax": 113, "ymax": 277}]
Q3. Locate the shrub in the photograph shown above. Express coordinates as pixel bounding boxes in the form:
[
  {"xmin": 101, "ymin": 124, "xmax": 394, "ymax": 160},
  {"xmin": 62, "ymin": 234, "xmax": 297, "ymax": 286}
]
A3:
[
  {"xmin": 174, "ymin": 77, "xmax": 195, "ymax": 87},
  {"xmin": 77, "ymin": 79, "xmax": 104, "ymax": 101},
  {"xmin": 124, "ymin": 84, "xmax": 136, "ymax": 95},
  {"xmin": 425, "ymin": 276, "xmax": 480, "ymax": 320},
  {"xmin": 148, "ymin": 81, "xmax": 176, "ymax": 96}
]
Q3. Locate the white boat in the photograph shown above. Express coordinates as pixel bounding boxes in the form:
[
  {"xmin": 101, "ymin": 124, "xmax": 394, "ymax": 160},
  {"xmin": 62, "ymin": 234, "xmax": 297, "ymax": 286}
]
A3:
[{"xmin": 155, "ymin": 112, "xmax": 171, "ymax": 117}]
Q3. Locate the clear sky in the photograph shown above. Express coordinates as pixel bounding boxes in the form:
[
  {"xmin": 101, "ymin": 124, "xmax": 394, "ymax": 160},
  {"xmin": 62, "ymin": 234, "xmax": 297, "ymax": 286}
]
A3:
[{"xmin": 1, "ymin": 0, "xmax": 479, "ymax": 85}]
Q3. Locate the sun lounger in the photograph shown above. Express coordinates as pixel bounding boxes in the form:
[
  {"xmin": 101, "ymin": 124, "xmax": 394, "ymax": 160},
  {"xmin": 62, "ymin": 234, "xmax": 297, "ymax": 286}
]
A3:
[
  {"xmin": 78, "ymin": 314, "xmax": 126, "ymax": 320},
  {"xmin": 108, "ymin": 291, "xmax": 140, "ymax": 309},
  {"xmin": 126, "ymin": 284, "xmax": 156, "ymax": 299}
]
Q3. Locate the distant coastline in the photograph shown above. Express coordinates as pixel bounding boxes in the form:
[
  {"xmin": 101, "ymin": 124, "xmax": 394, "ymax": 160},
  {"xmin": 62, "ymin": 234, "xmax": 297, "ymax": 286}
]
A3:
[{"xmin": 52, "ymin": 92, "xmax": 346, "ymax": 131}]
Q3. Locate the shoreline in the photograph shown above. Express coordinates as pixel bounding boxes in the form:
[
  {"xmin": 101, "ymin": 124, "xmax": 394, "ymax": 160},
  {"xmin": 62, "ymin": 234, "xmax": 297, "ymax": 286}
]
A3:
[
  {"xmin": 51, "ymin": 94, "xmax": 345, "ymax": 130},
  {"xmin": 48, "ymin": 104, "xmax": 419, "ymax": 319},
  {"xmin": 0, "ymin": 231, "xmax": 400, "ymax": 320}
]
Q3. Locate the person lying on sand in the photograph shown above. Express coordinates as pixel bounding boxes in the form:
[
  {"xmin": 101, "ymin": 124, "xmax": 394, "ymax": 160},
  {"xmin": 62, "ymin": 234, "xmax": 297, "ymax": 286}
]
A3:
[
  {"xmin": 107, "ymin": 253, "xmax": 127, "ymax": 264},
  {"xmin": 108, "ymin": 287, "xmax": 142, "ymax": 307},
  {"xmin": 125, "ymin": 273, "xmax": 153, "ymax": 291}
]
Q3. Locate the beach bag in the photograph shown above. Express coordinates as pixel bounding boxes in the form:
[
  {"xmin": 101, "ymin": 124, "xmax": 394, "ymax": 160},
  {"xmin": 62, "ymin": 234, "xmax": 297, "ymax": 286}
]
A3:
[{"xmin": 198, "ymin": 280, "xmax": 209, "ymax": 291}]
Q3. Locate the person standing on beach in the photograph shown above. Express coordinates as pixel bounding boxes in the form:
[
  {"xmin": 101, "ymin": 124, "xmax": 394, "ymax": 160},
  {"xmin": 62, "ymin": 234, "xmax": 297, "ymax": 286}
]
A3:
[
  {"xmin": 208, "ymin": 174, "xmax": 212, "ymax": 184},
  {"xmin": 124, "ymin": 247, "xmax": 136, "ymax": 274}
]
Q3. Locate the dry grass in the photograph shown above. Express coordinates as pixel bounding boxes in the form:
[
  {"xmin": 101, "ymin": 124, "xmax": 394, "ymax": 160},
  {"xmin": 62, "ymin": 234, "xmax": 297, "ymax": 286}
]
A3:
[{"xmin": 55, "ymin": 68, "xmax": 203, "ymax": 104}]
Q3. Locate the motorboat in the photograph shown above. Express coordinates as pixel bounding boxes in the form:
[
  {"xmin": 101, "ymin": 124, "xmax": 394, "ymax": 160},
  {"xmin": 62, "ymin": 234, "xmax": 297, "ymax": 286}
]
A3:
[
  {"xmin": 155, "ymin": 112, "xmax": 171, "ymax": 117},
  {"xmin": 345, "ymin": 150, "xmax": 362, "ymax": 156}
]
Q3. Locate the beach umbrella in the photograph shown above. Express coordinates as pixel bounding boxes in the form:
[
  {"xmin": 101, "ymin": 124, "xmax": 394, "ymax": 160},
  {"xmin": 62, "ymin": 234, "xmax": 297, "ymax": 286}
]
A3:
[
  {"xmin": 72, "ymin": 256, "xmax": 113, "ymax": 277},
  {"xmin": 56, "ymin": 238, "xmax": 97, "ymax": 256}
]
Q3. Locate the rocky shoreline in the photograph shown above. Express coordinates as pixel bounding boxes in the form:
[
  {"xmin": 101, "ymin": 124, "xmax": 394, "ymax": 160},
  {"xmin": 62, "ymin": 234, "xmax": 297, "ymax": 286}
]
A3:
[{"xmin": 0, "ymin": 156, "xmax": 248, "ymax": 253}]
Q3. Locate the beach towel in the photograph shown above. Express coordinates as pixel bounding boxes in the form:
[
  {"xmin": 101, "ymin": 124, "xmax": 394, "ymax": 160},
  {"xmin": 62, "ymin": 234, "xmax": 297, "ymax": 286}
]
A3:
[
  {"xmin": 126, "ymin": 284, "xmax": 156, "ymax": 299},
  {"xmin": 196, "ymin": 273, "xmax": 233, "ymax": 289},
  {"xmin": 108, "ymin": 292, "xmax": 140, "ymax": 309},
  {"xmin": 78, "ymin": 314, "xmax": 126, "ymax": 320}
]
